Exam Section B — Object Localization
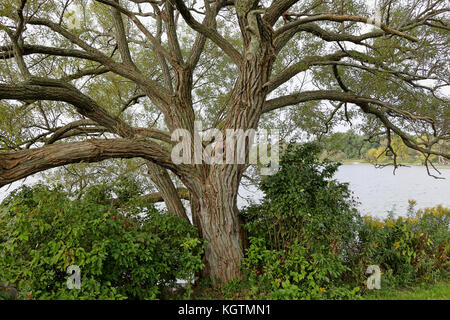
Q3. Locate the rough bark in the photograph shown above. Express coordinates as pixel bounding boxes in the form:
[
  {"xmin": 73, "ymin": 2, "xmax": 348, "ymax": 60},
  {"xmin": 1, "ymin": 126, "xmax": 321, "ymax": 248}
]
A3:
[
  {"xmin": 189, "ymin": 193, "xmax": 211, "ymax": 281},
  {"xmin": 194, "ymin": 168, "xmax": 246, "ymax": 285},
  {"xmin": 0, "ymin": 139, "xmax": 181, "ymax": 187}
]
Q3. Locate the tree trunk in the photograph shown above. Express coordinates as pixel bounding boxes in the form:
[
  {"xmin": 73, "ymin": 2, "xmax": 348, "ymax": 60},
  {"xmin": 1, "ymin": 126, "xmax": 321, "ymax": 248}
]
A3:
[
  {"xmin": 190, "ymin": 194, "xmax": 211, "ymax": 282},
  {"xmin": 192, "ymin": 166, "xmax": 247, "ymax": 286}
]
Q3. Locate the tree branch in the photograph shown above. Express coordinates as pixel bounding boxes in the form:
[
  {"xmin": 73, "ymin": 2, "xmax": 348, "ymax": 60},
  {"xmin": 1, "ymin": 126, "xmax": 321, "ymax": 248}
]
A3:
[
  {"xmin": 263, "ymin": 90, "xmax": 449, "ymax": 160},
  {"xmin": 173, "ymin": 0, "xmax": 243, "ymax": 67},
  {"xmin": 275, "ymin": 14, "xmax": 419, "ymax": 42},
  {"xmin": 0, "ymin": 138, "xmax": 180, "ymax": 188},
  {"xmin": 145, "ymin": 161, "xmax": 189, "ymax": 221},
  {"xmin": 0, "ymin": 79, "xmax": 135, "ymax": 138},
  {"xmin": 265, "ymin": 0, "xmax": 299, "ymax": 26},
  {"xmin": 110, "ymin": 0, "xmax": 135, "ymax": 66},
  {"xmin": 27, "ymin": 18, "xmax": 173, "ymax": 105},
  {"xmin": 265, "ymin": 51, "xmax": 348, "ymax": 92}
]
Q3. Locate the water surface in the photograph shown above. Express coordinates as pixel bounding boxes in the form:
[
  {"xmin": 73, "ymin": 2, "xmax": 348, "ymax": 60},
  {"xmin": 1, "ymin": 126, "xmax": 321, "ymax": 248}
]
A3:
[
  {"xmin": 238, "ymin": 164, "xmax": 450, "ymax": 218},
  {"xmin": 334, "ymin": 164, "xmax": 450, "ymax": 217}
]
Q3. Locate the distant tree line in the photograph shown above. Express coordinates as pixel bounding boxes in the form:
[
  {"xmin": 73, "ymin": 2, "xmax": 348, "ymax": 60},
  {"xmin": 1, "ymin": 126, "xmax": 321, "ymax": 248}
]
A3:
[{"xmin": 318, "ymin": 130, "xmax": 449, "ymax": 165}]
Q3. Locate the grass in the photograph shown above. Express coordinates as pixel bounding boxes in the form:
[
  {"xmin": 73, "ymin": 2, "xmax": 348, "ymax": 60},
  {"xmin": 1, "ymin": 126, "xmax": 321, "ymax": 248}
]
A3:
[
  {"xmin": 168, "ymin": 279, "xmax": 450, "ymax": 300},
  {"xmin": 363, "ymin": 280, "xmax": 449, "ymax": 300}
]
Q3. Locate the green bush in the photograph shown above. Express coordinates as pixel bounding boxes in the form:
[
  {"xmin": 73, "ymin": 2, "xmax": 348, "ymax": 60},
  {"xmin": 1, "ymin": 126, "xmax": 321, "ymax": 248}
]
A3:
[
  {"xmin": 356, "ymin": 202, "xmax": 449, "ymax": 288},
  {"xmin": 0, "ymin": 183, "xmax": 204, "ymax": 300},
  {"xmin": 231, "ymin": 143, "xmax": 449, "ymax": 299},
  {"xmin": 239, "ymin": 142, "xmax": 362, "ymax": 299}
]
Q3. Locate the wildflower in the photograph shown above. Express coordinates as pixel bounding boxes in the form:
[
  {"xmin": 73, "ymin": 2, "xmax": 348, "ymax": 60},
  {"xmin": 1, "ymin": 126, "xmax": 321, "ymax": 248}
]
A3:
[
  {"xmin": 385, "ymin": 219, "xmax": 394, "ymax": 227},
  {"xmin": 432, "ymin": 205, "xmax": 447, "ymax": 217},
  {"xmin": 319, "ymin": 287, "xmax": 327, "ymax": 293},
  {"xmin": 275, "ymin": 279, "xmax": 281, "ymax": 287},
  {"xmin": 394, "ymin": 241, "xmax": 401, "ymax": 249}
]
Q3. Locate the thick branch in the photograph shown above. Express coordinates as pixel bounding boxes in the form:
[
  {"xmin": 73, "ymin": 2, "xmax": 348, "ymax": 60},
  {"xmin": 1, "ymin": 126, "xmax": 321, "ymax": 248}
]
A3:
[
  {"xmin": 111, "ymin": 0, "xmax": 135, "ymax": 66},
  {"xmin": 0, "ymin": 138, "xmax": 179, "ymax": 188},
  {"xmin": 0, "ymin": 44, "xmax": 104, "ymax": 62},
  {"xmin": 263, "ymin": 90, "xmax": 434, "ymax": 124},
  {"xmin": 263, "ymin": 90, "xmax": 449, "ymax": 159},
  {"xmin": 265, "ymin": 0, "xmax": 299, "ymax": 26},
  {"xmin": 146, "ymin": 161, "xmax": 189, "ymax": 221},
  {"xmin": 0, "ymin": 79, "xmax": 135, "ymax": 138},
  {"xmin": 275, "ymin": 23, "xmax": 384, "ymax": 52},
  {"xmin": 46, "ymin": 120, "xmax": 99, "ymax": 145},
  {"xmin": 266, "ymin": 51, "xmax": 348, "ymax": 92}
]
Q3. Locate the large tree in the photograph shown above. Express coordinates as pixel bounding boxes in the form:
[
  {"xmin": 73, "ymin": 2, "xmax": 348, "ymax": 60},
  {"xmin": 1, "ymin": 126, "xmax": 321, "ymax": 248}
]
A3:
[{"xmin": 0, "ymin": 0, "xmax": 449, "ymax": 285}]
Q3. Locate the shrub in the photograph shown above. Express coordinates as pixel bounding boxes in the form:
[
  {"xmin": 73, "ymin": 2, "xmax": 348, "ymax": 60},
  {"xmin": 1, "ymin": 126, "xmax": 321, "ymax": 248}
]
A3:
[
  {"xmin": 239, "ymin": 142, "xmax": 362, "ymax": 299},
  {"xmin": 356, "ymin": 202, "xmax": 449, "ymax": 288},
  {"xmin": 0, "ymin": 183, "xmax": 204, "ymax": 300},
  {"xmin": 234, "ymin": 143, "xmax": 449, "ymax": 299}
]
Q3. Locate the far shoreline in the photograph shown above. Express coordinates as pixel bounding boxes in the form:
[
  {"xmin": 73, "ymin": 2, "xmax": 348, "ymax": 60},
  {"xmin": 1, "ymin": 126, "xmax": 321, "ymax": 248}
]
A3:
[{"xmin": 338, "ymin": 159, "xmax": 450, "ymax": 169}]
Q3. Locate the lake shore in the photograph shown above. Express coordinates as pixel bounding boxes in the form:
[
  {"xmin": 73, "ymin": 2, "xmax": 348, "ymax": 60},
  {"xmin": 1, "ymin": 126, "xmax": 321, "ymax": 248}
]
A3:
[{"xmin": 339, "ymin": 159, "xmax": 450, "ymax": 169}]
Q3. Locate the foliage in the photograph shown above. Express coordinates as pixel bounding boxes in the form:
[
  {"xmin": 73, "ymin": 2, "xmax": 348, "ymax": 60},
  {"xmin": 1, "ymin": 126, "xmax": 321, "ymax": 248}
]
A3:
[
  {"xmin": 0, "ymin": 0, "xmax": 448, "ymax": 289},
  {"xmin": 355, "ymin": 202, "xmax": 450, "ymax": 289},
  {"xmin": 0, "ymin": 183, "xmax": 204, "ymax": 300},
  {"xmin": 238, "ymin": 142, "xmax": 362, "ymax": 299},
  {"xmin": 319, "ymin": 131, "xmax": 449, "ymax": 165},
  {"xmin": 319, "ymin": 130, "xmax": 380, "ymax": 161},
  {"xmin": 1, "ymin": 144, "xmax": 448, "ymax": 300},
  {"xmin": 0, "ymin": 281, "xmax": 17, "ymax": 300}
]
